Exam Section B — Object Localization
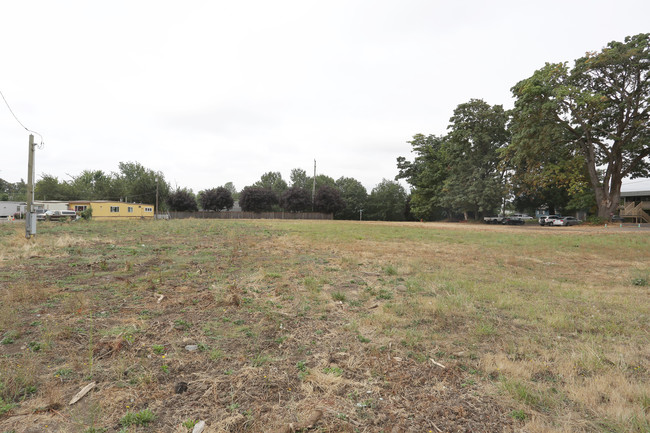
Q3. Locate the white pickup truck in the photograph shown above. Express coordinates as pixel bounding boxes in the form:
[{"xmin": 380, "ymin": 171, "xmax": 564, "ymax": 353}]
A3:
[{"xmin": 483, "ymin": 215, "xmax": 525, "ymax": 225}]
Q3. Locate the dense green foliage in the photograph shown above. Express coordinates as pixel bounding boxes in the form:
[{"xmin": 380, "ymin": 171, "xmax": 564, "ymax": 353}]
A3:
[
  {"xmin": 199, "ymin": 187, "xmax": 234, "ymax": 211},
  {"xmin": 366, "ymin": 179, "xmax": 407, "ymax": 221},
  {"xmin": 335, "ymin": 176, "xmax": 367, "ymax": 220},
  {"xmin": 239, "ymin": 187, "xmax": 279, "ymax": 212},
  {"xmin": 253, "ymin": 172, "xmax": 288, "ymax": 197},
  {"xmin": 397, "ymin": 99, "xmax": 508, "ymax": 220},
  {"xmin": 167, "ymin": 188, "xmax": 198, "ymax": 212},
  {"xmin": 314, "ymin": 185, "xmax": 345, "ymax": 215},
  {"xmin": 280, "ymin": 186, "xmax": 312, "ymax": 212},
  {"xmin": 0, "ymin": 178, "xmax": 26, "ymax": 201},
  {"xmin": 507, "ymin": 33, "xmax": 650, "ymax": 218},
  {"xmin": 28, "ymin": 162, "xmax": 171, "ymax": 209}
]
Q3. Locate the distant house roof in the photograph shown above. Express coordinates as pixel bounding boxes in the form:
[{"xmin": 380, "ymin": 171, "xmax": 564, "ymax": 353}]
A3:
[
  {"xmin": 621, "ymin": 178, "xmax": 650, "ymax": 195},
  {"xmin": 621, "ymin": 190, "xmax": 650, "ymax": 198}
]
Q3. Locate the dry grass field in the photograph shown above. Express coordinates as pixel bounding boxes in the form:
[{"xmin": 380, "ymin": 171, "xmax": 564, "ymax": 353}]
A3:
[{"xmin": 0, "ymin": 219, "xmax": 648, "ymax": 433}]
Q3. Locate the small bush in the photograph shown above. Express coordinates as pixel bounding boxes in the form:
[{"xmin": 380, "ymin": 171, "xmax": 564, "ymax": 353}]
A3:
[
  {"xmin": 384, "ymin": 265, "xmax": 397, "ymax": 276},
  {"xmin": 586, "ymin": 215, "xmax": 606, "ymax": 225},
  {"xmin": 120, "ymin": 409, "xmax": 156, "ymax": 427},
  {"xmin": 510, "ymin": 409, "xmax": 527, "ymax": 421},
  {"xmin": 80, "ymin": 207, "xmax": 93, "ymax": 220}
]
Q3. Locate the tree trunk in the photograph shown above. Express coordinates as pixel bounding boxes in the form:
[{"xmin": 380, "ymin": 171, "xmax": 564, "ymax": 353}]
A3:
[{"xmin": 597, "ymin": 186, "xmax": 621, "ymax": 219}]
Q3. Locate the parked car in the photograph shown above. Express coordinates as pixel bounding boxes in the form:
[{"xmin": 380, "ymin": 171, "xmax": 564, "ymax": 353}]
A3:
[
  {"xmin": 539, "ymin": 215, "xmax": 561, "ymax": 226},
  {"xmin": 512, "ymin": 213, "xmax": 533, "ymax": 220},
  {"xmin": 553, "ymin": 216, "xmax": 582, "ymax": 226},
  {"xmin": 501, "ymin": 216, "xmax": 525, "ymax": 225}
]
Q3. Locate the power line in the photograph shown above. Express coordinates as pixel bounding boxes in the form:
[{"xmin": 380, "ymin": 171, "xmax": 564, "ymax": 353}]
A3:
[{"xmin": 0, "ymin": 89, "xmax": 44, "ymax": 147}]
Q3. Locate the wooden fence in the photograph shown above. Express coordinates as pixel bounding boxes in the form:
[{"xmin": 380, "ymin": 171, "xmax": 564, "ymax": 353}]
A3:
[{"xmin": 167, "ymin": 211, "xmax": 333, "ymax": 220}]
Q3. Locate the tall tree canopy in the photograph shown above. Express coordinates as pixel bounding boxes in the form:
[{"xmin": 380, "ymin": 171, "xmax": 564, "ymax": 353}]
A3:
[
  {"xmin": 334, "ymin": 176, "xmax": 367, "ymax": 220},
  {"xmin": 314, "ymin": 185, "xmax": 344, "ymax": 215},
  {"xmin": 253, "ymin": 172, "xmax": 288, "ymax": 196},
  {"xmin": 397, "ymin": 99, "xmax": 508, "ymax": 220},
  {"xmin": 200, "ymin": 187, "xmax": 234, "ymax": 211},
  {"xmin": 115, "ymin": 161, "xmax": 170, "ymax": 208},
  {"xmin": 280, "ymin": 187, "xmax": 311, "ymax": 212},
  {"xmin": 366, "ymin": 179, "xmax": 407, "ymax": 221},
  {"xmin": 441, "ymin": 99, "xmax": 509, "ymax": 219},
  {"xmin": 167, "ymin": 188, "xmax": 198, "ymax": 212},
  {"xmin": 239, "ymin": 187, "xmax": 278, "ymax": 212},
  {"xmin": 0, "ymin": 178, "xmax": 26, "ymax": 201},
  {"xmin": 507, "ymin": 33, "xmax": 650, "ymax": 218},
  {"xmin": 289, "ymin": 168, "xmax": 309, "ymax": 190},
  {"xmin": 396, "ymin": 134, "xmax": 449, "ymax": 220}
]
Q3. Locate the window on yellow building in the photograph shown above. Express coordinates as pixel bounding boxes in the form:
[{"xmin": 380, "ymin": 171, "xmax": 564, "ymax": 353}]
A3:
[{"xmin": 110, "ymin": 206, "xmax": 120, "ymax": 213}]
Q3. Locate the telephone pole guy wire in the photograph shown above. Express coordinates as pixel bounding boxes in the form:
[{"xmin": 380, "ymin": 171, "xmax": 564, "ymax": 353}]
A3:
[
  {"xmin": 0, "ymin": 89, "xmax": 44, "ymax": 147},
  {"xmin": 0, "ymin": 89, "xmax": 44, "ymax": 238}
]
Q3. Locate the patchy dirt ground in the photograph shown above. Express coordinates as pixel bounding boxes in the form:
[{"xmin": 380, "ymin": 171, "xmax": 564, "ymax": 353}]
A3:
[
  {"xmin": 0, "ymin": 220, "xmax": 524, "ymax": 433},
  {"xmin": 1, "ymin": 219, "xmax": 648, "ymax": 433}
]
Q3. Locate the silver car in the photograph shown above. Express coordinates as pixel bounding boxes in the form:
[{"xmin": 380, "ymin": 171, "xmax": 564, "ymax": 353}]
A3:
[{"xmin": 552, "ymin": 216, "xmax": 582, "ymax": 226}]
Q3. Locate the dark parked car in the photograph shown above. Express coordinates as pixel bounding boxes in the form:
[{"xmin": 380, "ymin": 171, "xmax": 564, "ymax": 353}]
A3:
[{"xmin": 502, "ymin": 216, "xmax": 525, "ymax": 225}]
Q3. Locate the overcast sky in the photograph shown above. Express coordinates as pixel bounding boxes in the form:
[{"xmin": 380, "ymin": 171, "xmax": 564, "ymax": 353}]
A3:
[{"xmin": 2, "ymin": 0, "xmax": 650, "ymax": 194}]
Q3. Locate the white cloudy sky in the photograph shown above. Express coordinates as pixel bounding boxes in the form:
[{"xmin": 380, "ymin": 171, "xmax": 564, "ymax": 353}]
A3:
[{"xmin": 2, "ymin": 0, "xmax": 649, "ymax": 194}]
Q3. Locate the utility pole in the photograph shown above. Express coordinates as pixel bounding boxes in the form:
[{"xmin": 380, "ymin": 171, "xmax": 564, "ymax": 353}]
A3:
[
  {"xmin": 155, "ymin": 179, "xmax": 159, "ymax": 220},
  {"xmin": 25, "ymin": 134, "xmax": 36, "ymax": 239},
  {"xmin": 312, "ymin": 159, "xmax": 316, "ymax": 210}
]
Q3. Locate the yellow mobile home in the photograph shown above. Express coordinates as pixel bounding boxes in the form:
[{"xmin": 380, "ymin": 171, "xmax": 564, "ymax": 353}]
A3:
[{"xmin": 69, "ymin": 201, "xmax": 154, "ymax": 220}]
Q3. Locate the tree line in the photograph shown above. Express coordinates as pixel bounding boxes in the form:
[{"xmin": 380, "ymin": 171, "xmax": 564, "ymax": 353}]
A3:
[
  {"xmin": 398, "ymin": 33, "xmax": 650, "ymax": 220},
  {"xmin": 166, "ymin": 169, "xmax": 410, "ymax": 221},
  {"xmin": 3, "ymin": 34, "xmax": 648, "ymax": 222},
  {"xmin": 1, "ymin": 164, "xmax": 411, "ymax": 221}
]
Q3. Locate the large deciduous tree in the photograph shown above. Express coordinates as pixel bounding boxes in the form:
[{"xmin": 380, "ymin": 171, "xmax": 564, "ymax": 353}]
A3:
[
  {"xmin": 397, "ymin": 99, "xmax": 508, "ymax": 220},
  {"xmin": 253, "ymin": 172, "xmax": 288, "ymax": 197},
  {"xmin": 334, "ymin": 176, "xmax": 367, "ymax": 220},
  {"xmin": 396, "ymin": 134, "xmax": 450, "ymax": 220},
  {"xmin": 366, "ymin": 179, "xmax": 407, "ymax": 221},
  {"xmin": 200, "ymin": 187, "xmax": 234, "ymax": 211},
  {"xmin": 314, "ymin": 185, "xmax": 344, "ymax": 215},
  {"xmin": 114, "ymin": 162, "xmax": 170, "ymax": 209},
  {"xmin": 239, "ymin": 187, "xmax": 278, "ymax": 212},
  {"xmin": 280, "ymin": 187, "xmax": 311, "ymax": 212},
  {"xmin": 167, "ymin": 188, "xmax": 198, "ymax": 212},
  {"xmin": 508, "ymin": 33, "xmax": 650, "ymax": 218},
  {"xmin": 289, "ymin": 168, "xmax": 309, "ymax": 190},
  {"xmin": 441, "ymin": 99, "xmax": 509, "ymax": 220}
]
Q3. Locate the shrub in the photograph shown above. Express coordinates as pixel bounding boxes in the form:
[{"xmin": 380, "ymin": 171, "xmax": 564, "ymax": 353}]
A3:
[
  {"xmin": 120, "ymin": 409, "xmax": 156, "ymax": 427},
  {"xmin": 80, "ymin": 207, "xmax": 93, "ymax": 220},
  {"xmin": 586, "ymin": 215, "xmax": 606, "ymax": 225}
]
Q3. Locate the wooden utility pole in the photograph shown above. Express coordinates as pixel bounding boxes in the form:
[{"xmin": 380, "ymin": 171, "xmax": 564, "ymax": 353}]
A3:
[
  {"xmin": 25, "ymin": 134, "xmax": 36, "ymax": 238},
  {"xmin": 155, "ymin": 179, "xmax": 159, "ymax": 220}
]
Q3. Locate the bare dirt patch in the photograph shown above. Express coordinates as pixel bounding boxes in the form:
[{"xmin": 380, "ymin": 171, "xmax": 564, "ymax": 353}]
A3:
[{"xmin": 0, "ymin": 219, "xmax": 648, "ymax": 432}]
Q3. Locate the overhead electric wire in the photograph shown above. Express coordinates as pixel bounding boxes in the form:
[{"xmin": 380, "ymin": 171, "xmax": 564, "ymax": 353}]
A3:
[{"xmin": 0, "ymin": 88, "xmax": 44, "ymax": 147}]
